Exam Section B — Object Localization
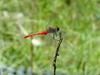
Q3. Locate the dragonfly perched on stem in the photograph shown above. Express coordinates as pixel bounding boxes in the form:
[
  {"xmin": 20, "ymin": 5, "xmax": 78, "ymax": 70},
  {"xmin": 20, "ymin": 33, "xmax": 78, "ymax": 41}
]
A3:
[
  {"xmin": 24, "ymin": 26, "xmax": 63, "ymax": 75},
  {"xmin": 24, "ymin": 26, "xmax": 61, "ymax": 41}
]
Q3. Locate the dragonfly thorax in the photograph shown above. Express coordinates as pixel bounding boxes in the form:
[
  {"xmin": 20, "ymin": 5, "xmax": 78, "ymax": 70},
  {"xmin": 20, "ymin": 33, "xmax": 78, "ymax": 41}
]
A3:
[{"xmin": 47, "ymin": 27, "xmax": 59, "ymax": 33}]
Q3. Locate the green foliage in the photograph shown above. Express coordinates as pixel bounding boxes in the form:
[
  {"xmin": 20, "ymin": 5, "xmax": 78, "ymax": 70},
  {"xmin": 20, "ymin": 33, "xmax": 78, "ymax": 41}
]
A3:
[{"xmin": 0, "ymin": 0, "xmax": 100, "ymax": 74}]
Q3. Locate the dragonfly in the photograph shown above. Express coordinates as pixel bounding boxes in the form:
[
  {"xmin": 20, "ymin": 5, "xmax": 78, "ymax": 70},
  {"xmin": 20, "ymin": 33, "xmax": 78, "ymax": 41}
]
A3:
[
  {"xmin": 23, "ymin": 26, "xmax": 69, "ymax": 48},
  {"xmin": 24, "ymin": 26, "xmax": 61, "ymax": 40}
]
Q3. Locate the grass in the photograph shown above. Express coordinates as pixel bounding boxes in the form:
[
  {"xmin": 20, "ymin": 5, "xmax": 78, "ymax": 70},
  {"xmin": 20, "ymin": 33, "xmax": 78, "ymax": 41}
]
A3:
[{"xmin": 0, "ymin": 0, "xmax": 100, "ymax": 74}]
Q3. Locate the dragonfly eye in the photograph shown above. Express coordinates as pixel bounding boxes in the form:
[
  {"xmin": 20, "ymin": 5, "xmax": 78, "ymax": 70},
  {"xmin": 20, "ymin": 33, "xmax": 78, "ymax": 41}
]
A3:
[{"xmin": 56, "ymin": 27, "xmax": 59, "ymax": 31}]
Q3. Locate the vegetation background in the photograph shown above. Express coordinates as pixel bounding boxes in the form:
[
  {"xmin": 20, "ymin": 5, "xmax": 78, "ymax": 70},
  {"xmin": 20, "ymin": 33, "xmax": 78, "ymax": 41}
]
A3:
[{"xmin": 0, "ymin": 0, "xmax": 100, "ymax": 75}]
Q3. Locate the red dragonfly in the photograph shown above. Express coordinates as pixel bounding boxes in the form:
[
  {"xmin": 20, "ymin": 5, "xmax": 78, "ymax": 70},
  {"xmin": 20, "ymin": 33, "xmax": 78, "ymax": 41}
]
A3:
[{"xmin": 24, "ymin": 26, "xmax": 60, "ymax": 38}]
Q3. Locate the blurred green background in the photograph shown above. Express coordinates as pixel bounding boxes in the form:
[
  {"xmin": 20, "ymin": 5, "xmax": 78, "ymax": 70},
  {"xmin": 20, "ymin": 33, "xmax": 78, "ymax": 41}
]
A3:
[{"xmin": 0, "ymin": 0, "xmax": 100, "ymax": 75}]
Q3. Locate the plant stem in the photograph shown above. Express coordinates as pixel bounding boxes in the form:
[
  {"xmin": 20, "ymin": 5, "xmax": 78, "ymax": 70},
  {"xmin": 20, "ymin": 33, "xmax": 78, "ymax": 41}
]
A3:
[
  {"xmin": 53, "ymin": 32, "xmax": 63, "ymax": 75},
  {"xmin": 30, "ymin": 38, "xmax": 34, "ymax": 75}
]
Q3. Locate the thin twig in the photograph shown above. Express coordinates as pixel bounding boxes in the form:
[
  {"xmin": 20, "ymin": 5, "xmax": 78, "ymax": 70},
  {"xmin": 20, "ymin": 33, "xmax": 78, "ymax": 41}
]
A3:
[
  {"xmin": 30, "ymin": 41, "xmax": 34, "ymax": 75},
  {"xmin": 53, "ymin": 32, "xmax": 63, "ymax": 75}
]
